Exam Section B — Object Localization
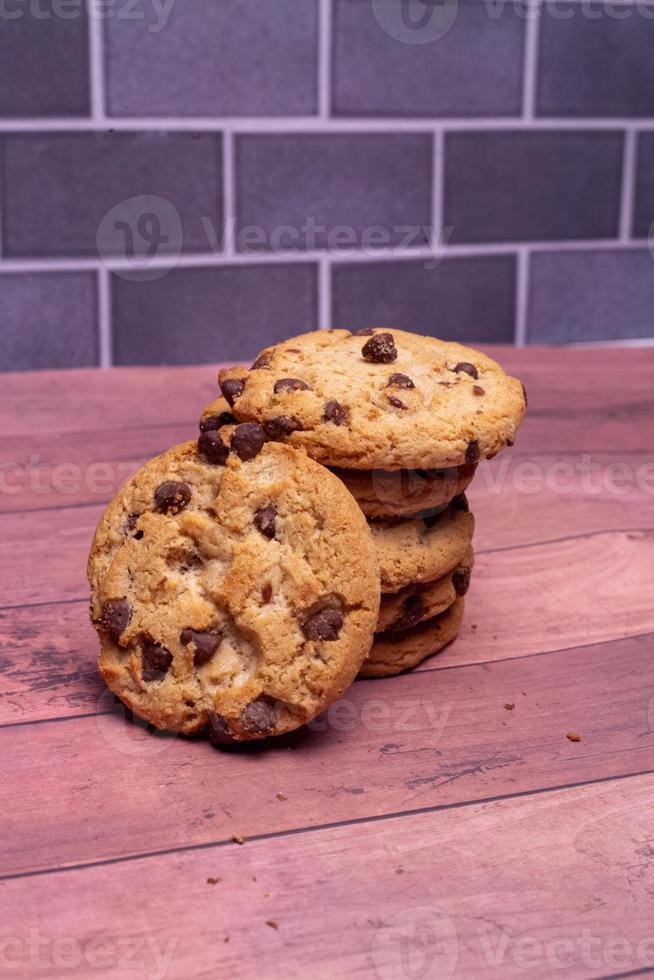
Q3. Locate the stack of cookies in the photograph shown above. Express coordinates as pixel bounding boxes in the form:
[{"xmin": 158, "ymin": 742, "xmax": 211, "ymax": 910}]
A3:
[
  {"xmin": 89, "ymin": 328, "xmax": 524, "ymax": 743},
  {"xmin": 215, "ymin": 329, "xmax": 525, "ymax": 680}
]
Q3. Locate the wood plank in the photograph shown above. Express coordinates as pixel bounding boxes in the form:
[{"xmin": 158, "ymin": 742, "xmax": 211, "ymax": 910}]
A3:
[
  {"xmin": 1, "ymin": 635, "xmax": 652, "ymax": 877},
  {"xmin": 1, "ymin": 774, "xmax": 652, "ymax": 979},
  {"xmin": 0, "ymin": 365, "xmax": 221, "ymax": 436},
  {"xmin": 1, "ymin": 528, "xmax": 653, "ymax": 725}
]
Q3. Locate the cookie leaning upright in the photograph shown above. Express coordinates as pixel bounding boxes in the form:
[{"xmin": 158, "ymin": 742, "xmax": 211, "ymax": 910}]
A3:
[
  {"xmin": 88, "ymin": 432, "xmax": 379, "ymax": 742},
  {"xmin": 217, "ymin": 328, "xmax": 526, "ymax": 470}
]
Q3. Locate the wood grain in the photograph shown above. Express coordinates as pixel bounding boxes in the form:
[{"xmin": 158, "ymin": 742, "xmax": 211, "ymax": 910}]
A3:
[
  {"xmin": 2, "ymin": 634, "xmax": 652, "ymax": 878},
  {"xmin": 1, "ymin": 528, "xmax": 652, "ymax": 724},
  {"xmin": 1, "ymin": 774, "xmax": 652, "ymax": 979}
]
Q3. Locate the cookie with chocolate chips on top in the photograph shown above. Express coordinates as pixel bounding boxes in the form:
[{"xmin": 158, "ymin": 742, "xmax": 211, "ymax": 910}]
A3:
[
  {"xmin": 217, "ymin": 328, "xmax": 526, "ymax": 470},
  {"xmin": 376, "ymin": 548, "xmax": 473, "ymax": 633},
  {"xmin": 88, "ymin": 436, "xmax": 380, "ymax": 742},
  {"xmin": 360, "ymin": 597, "xmax": 465, "ymax": 678},
  {"xmin": 370, "ymin": 495, "xmax": 474, "ymax": 593}
]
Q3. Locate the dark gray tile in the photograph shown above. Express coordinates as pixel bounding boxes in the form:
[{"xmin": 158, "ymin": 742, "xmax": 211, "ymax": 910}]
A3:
[
  {"xmin": 333, "ymin": 0, "xmax": 524, "ymax": 117},
  {"xmin": 0, "ymin": 2, "xmax": 89, "ymax": 117},
  {"xmin": 1, "ymin": 132, "xmax": 222, "ymax": 258},
  {"xmin": 538, "ymin": 10, "xmax": 654, "ymax": 117},
  {"xmin": 633, "ymin": 133, "xmax": 654, "ymax": 239},
  {"xmin": 0, "ymin": 272, "xmax": 97, "ymax": 371},
  {"xmin": 444, "ymin": 131, "xmax": 623, "ymax": 244},
  {"xmin": 112, "ymin": 264, "xmax": 318, "ymax": 365},
  {"xmin": 236, "ymin": 134, "xmax": 432, "ymax": 252},
  {"xmin": 527, "ymin": 249, "xmax": 654, "ymax": 343},
  {"xmin": 332, "ymin": 255, "xmax": 516, "ymax": 343},
  {"xmin": 106, "ymin": 0, "xmax": 318, "ymax": 116}
]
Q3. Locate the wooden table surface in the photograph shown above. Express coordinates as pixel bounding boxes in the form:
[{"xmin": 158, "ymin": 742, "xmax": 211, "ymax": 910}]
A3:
[{"xmin": 1, "ymin": 347, "xmax": 653, "ymax": 980}]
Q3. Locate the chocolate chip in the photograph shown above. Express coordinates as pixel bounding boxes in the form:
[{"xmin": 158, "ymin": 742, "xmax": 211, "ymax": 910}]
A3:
[
  {"xmin": 141, "ymin": 642, "xmax": 173, "ymax": 682},
  {"xmin": 452, "ymin": 362, "xmax": 478, "ymax": 379},
  {"xmin": 99, "ymin": 599, "xmax": 132, "ymax": 640},
  {"xmin": 220, "ymin": 378, "xmax": 245, "ymax": 407},
  {"xmin": 273, "ymin": 378, "xmax": 310, "ymax": 394},
  {"xmin": 522, "ymin": 382, "xmax": 528, "ymax": 408},
  {"xmin": 180, "ymin": 628, "xmax": 222, "ymax": 667},
  {"xmin": 453, "ymin": 567, "xmax": 471, "ymax": 596},
  {"xmin": 263, "ymin": 415, "xmax": 302, "ymax": 439},
  {"xmin": 154, "ymin": 481, "xmax": 192, "ymax": 514},
  {"xmin": 465, "ymin": 440, "xmax": 480, "ymax": 465},
  {"xmin": 199, "ymin": 411, "xmax": 235, "ymax": 433},
  {"xmin": 198, "ymin": 430, "xmax": 230, "ymax": 465},
  {"xmin": 254, "ymin": 504, "xmax": 277, "ymax": 539},
  {"xmin": 251, "ymin": 354, "xmax": 271, "ymax": 370},
  {"xmin": 391, "ymin": 595, "xmax": 426, "ymax": 632},
  {"xmin": 240, "ymin": 697, "xmax": 278, "ymax": 734},
  {"xmin": 262, "ymin": 583, "xmax": 273, "ymax": 603},
  {"xmin": 472, "ymin": 385, "xmax": 485, "ymax": 396},
  {"xmin": 301, "ymin": 600, "xmax": 344, "ymax": 641},
  {"xmin": 353, "ymin": 328, "xmax": 375, "ymax": 336},
  {"xmin": 124, "ymin": 513, "xmax": 143, "ymax": 539},
  {"xmin": 387, "ymin": 373, "xmax": 415, "ymax": 389},
  {"xmin": 452, "ymin": 493, "xmax": 469, "ymax": 512},
  {"xmin": 232, "ymin": 423, "xmax": 265, "ymax": 461},
  {"xmin": 207, "ymin": 713, "xmax": 233, "ymax": 745},
  {"xmin": 361, "ymin": 332, "xmax": 397, "ymax": 363},
  {"xmin": 388, "ymin": 396, "xmax": 406, "ymax": 409},
  {"xmin": 323, "ymin": 400, "xmax": 349, "ymax": 426}
]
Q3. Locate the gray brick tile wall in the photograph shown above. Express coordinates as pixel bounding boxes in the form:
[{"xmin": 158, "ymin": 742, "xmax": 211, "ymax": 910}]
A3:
[
  {"xmin": 633, "ymin": 133, "xmax": 654, "ymax": 239},
  {"xmin": 105, "ymin": 0, "xmax": 319, "ymax": 117},
  {"xmin": 1, "ymin": 132, "xmax": 222, "ymax": 257},
  {"xmin": 0, "ymin": 1, "xmax": 652, "ymax": 371},
  {"xmin": 112, "ymin": 264, "xmax": 318, "ymax": 365},
  {"xmin": 537, "ymin": 13, "xmax": 654, "ymax": 118},
  {"xmin": 332, "ymin": 0, "xmax": 525, "ymax": 118},
  {"xmin": 0, "ymin": 272, "xmax": 97, "ymax": 371},
  {"xmin": 444, "ymin": 131, "xmax": 624, "ymax": 244},
  {"xmin": 527, "ymin": 249, "xmax": 654, "ymax": 343},
  {"xmin": 332, "ymin": 255, "xmax": 516, "ymax": 343},
  {"xmin": 0, "ymin": 2, "xmax": 89, "ymax": 117},
  {"xmin": 236, "ymin": 133, "xmax": 432, "ymax": 251}
]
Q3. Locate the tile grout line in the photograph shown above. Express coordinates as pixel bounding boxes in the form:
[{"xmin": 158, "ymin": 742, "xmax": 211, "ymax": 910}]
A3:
[
  {"xmin": 318, "ymin": 257, "xmax": 331, "ymax": 331},
  {"xmin": 432, "ymin": 128, "xmax": 444, "ymax": 249},
  {"xmin": 318, "ymin": 0, "xmax": 332, "ymax": 120},
  {"xmin": 0, "ymin": 238, "xmax": 651, "ymax": 277},
  {"xmin": 619, "ymin": 129, "xmax": 637, "ymax": 241},
  {"xmin": 87, "ymin": 1, "xmax": 106, "ymax": 124},
  {"xmin": 222, "ymin": 129, "xmax": 236, "ymax": 257},
  {"xmin": 88, "ymin": 6, "xmax": 111, "ymax": 364},
  {"xmin": 0, "ymin": 118, "xmax": 648, "ymax": 133},
  {"xmin": 521, "ymin": 1, "xmax": 541, "ymax": 120},
  {"xmin": 97, "ymin": 266, "xmax": 112, "ymax": 368},
  {"xmin": 514, "ymin": 247, "xmax": 530, "ymax": 346}
]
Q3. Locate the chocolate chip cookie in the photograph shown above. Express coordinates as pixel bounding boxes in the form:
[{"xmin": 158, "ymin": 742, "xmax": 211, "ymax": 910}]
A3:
[
  {"xmin": 371, "ymin": 496, "xmax": 474, "ymax": 593},
  {"xmin": 217, "ymin": 328, "xmax": 526, "ymax": 470},
  {"xmin": 376, "ymin": 548, "xmax": 473, "ymax": 632},
  {"xmin": 88, "ymin": 437, "xmax": 380, "ymax": 741},
  {"xmin": 360, "ymin": 597, "xmax": 465, "ymax": 678},
  {"xmin": 331, "ymin": 463, "xmax": 476, "ymax": 519}
]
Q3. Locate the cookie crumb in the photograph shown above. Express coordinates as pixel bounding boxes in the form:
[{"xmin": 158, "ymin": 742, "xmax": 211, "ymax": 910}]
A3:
[
  {"xmin": 224, "ymin": 936, "xmax": 230, "ymax": 944},
  {"xmin": 232, "ymin": 834, "xmax": 245, "ymax": 844},
  {"xmin": 206, "ymin": 877, "xmax": 221, "ymax": 885},
  {"xmin": 503, "ymin": 703, "xmax": 515, "ymax": 711},
  {"xmin": 276, "ymin": 793, "xmax": 287, "ymax": 801},
  {"xmin": 566, "ymin": 732, "xmax": 582, "ymax": 742},
  {"xmin": 266, "ymin": 921, "xmax": 278, "ymax": 930}
]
